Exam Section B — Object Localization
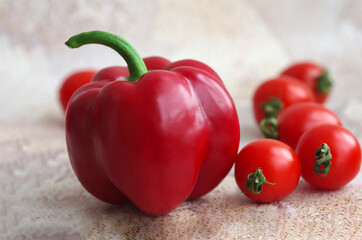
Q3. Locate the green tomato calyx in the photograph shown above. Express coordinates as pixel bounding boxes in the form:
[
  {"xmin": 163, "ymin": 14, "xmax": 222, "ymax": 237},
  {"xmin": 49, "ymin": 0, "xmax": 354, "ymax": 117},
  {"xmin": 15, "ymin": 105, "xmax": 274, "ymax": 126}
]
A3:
[
  {"xmin": 261, "ymin": 97, "xmax": 283, "ymax": 119},
  {"xmin": 314, "ymin": 143, "xmax": 332, "ymax": 177},
  {"xmin": 244, "ymin": 168, "xmax": 275, "ymax": 194}
]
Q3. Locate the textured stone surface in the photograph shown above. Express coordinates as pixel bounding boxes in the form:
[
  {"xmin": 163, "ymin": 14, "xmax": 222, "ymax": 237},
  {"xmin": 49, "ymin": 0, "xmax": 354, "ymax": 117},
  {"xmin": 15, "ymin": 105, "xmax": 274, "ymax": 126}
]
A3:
[
  {"xmin": 0, "ymin": 125, "xmax": 361, "ymax": 239},
  {"xmin": 1, "ymin": 0, "xmax": 361, "ymax": 239}
]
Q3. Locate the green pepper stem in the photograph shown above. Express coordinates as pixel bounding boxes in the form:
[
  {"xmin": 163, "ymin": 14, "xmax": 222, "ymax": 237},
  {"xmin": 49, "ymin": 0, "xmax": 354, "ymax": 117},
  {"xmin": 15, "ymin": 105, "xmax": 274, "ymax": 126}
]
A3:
[
  {"xmin": 314, "ymin": 143, "xmax": 332, "ymax": 177},
  {"xmin": 65, "ymin": 31, "xmax": 148, "ymax": 82},
  {"xmin": 244, "ymin": 168, "xmax": 275, "ymax": 194},
  {"xmin": 260, "ymin": 117, "xmax": 278, "ymax": 139}
]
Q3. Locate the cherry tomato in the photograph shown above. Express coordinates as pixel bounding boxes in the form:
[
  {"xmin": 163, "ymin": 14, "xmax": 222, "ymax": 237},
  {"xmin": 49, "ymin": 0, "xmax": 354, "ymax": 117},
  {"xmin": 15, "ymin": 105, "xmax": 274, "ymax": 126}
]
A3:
[
  {"xmin": 260, "ymin": 102, "xmax": 342, "ymax": 149},
  {"xmin": 235, "ymin": 139, "xmax": 301, "ymax": 202},
  {"xmin": 296, "ymin": 124, "xmax": 361, "ymax": 190},
  {"xmin": 281, "ymin": 62, "xmax": 332, "ymax": 103},
  {"xmin": 59, "ymin": 70, "xmax": 96, "ymax": 112},
  {"xmin": 253, "ymin": 76, "xmax": 315, "ymax": 124}
]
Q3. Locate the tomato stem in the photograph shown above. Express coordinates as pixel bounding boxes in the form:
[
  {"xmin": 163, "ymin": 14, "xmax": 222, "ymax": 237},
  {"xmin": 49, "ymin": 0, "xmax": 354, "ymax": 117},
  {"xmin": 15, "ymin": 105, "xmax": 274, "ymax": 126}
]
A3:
[
  {"xmin": 244, "ymin": 168, "xmax": 275, "ymax": 194},
  {"xmin": 65, "ymin": 31, "xmax": 148, "ymax": 83},
  {"xmin": 317, "ymin": 70, "xmax": 332, "ymax": 94},
  {"xmin": 260, "ymin": 117, "xmax": 278, "ymax": 139},
  {"xmin": 314, "ymin": 143, "xmax": 332, "ymax": 177},
  {"xmin": 261, "ymin": 97, "xmax": 283, "ymax": 118}
]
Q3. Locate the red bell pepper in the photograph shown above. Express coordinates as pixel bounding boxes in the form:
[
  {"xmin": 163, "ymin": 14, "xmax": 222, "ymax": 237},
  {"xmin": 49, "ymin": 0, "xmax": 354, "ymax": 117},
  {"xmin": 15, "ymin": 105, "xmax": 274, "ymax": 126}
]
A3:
[
  {"xmin": 92, "ymin": 56, "xmax": 172, "ymax": 82},
  {"xmin": 65, "ymin": 31, "xmax": 240, "ymax": 216},
  {"xmin": 59, "ymin": 57, "xmax": 170, "ymax": 112}
]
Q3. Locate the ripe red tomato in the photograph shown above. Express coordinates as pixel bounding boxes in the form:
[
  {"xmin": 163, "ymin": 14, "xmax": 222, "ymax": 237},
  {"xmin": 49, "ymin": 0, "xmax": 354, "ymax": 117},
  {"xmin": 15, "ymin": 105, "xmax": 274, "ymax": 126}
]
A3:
[
  {"xmin": 261, "ymin": 102, "xmax": 342, "ymax": 149},
  {"xmin": 281, "ymin": 62, "xmax": 332, "ymax": 103},
  {"xmin": 59, "ymin": 70, "xmax": 96, "ymax": 112},
  {"xmin": 296, "ymin": 124, "xmax": 361, "ymax": 190},
  {"xmin": 253, "ymin": 76, "xmax": 315, "ymax": 124},
  {"xmin": 235, "ymin": 139, "xmax": 301, "ymax": 202}
]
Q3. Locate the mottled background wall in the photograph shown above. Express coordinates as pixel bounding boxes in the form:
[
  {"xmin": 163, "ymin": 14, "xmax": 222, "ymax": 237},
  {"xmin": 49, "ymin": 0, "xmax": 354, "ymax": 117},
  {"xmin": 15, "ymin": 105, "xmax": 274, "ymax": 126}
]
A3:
[{"xmin": 1, "ymin": 0, "xmax": 361, "ymax": 128}]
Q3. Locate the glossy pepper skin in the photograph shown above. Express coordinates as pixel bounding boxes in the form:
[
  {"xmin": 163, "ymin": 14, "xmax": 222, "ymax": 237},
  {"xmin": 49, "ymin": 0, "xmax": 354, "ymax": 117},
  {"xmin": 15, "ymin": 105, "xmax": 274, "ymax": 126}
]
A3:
[
  {"xmin": 65, "ymin": 31, "xmax": 240, "ymax": 216},
  {"xmin": 59, "ymin": 57, "xmax": 170, "ymax": 112},
  {"xmin": 92, "ymin": 56, "xmax": 171, "ymax": 82}
]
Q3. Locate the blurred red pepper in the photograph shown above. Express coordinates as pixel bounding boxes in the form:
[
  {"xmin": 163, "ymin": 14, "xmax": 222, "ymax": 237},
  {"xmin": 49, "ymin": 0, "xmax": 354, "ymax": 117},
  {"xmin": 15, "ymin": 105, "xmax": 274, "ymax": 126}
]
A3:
[{"xmin": 65, "ymin": 31, "xmax": 240, "ymax": 216}]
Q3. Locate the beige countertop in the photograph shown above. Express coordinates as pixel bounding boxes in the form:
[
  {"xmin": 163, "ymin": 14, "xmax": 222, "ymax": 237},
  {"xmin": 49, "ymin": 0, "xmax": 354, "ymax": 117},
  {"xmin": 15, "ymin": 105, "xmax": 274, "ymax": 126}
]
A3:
[{"xmin": 1, "ymin": 0, "xmax": 361, "ymax": 239}]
